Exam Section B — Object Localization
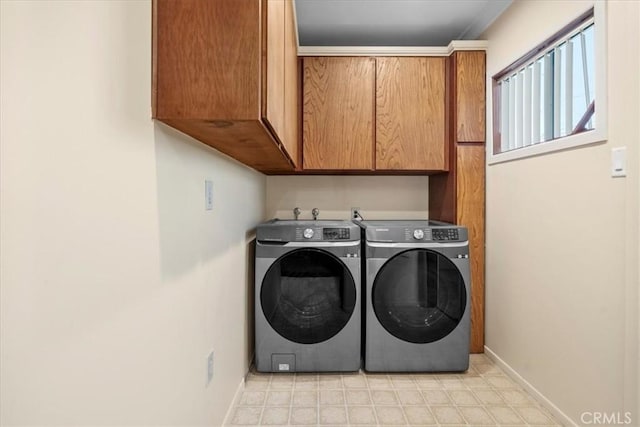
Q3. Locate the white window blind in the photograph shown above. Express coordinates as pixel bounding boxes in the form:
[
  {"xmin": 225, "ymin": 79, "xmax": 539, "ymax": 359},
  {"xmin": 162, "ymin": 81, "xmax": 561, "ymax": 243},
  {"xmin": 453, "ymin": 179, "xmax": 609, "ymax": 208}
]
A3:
[{"xmin": 493, "ymin": 10, "xmax": 596, "ymax": 155}]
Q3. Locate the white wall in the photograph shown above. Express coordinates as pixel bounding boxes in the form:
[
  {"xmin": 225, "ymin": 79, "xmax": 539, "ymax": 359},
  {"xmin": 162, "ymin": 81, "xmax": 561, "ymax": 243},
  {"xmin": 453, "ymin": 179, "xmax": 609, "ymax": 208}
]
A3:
[
  {"xmin": 0, "ymin": 1, "xmax": 265, "ymax": 425},
  {"xmin": 266, "ymin": 176, "xmax": 429, "ymax": 220},
  {"xmin": 483, "ymin": 1, "xmax": 639, "ymax": 425}
]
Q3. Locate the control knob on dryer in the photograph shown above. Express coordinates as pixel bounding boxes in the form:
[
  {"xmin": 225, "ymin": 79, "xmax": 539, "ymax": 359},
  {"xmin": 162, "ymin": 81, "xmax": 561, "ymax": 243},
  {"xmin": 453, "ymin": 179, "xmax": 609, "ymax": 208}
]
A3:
[
  {"xmin": 413, "ymin": 229, "xmax": 425, "ymax": 240},
  {"xmin": 303, "ymin": 228, "xmax": 314, "ymax": 239}
]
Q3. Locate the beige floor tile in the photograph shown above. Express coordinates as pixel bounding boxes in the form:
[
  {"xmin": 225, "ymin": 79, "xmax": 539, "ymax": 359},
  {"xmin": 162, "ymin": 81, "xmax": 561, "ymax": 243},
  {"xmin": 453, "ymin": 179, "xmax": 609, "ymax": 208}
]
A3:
[
  {"xmin": 343, "ymin": 374, "xmax": 368, "ymax": 388},
  {"xmin": 403, "ymin": 406, "xmax": 436, "ymax": 425},
  {"xmin": 244, "ymin": 373, "xmax": 271, "ymax": 390},
  {"xmin": 294, "ymin": 374, "xmax": 318, "ymax": 389},
  {"xmin": 397, "ymin": 389, "xmax": 425, "ymax": 405},
  {"xmin": 440, "ymin": 378, "xmax": 467, "ymax": 390},
  {"xmin": 375, "ymin": 406, "xmax": 407, "ymax": 425},
  {"xmin": 261, "ymin": 406, "xmax": 290, "ymax": 425},
  {"xmin": 319, "ymin": 375, "xmax": 343, "ymax": 389},
  {"xmin": 319, "ymin": 406, "xmax": 348, "ymax": 425},
  {"xmin": 514, "ymin": 406, "xmax": 557, "ymax": 425},
  {"xmin": 462, "ymin": 375, "xmax": 492, "ymax": 388},
  {"xmin": 431, "ymin": 406, "xmax": 465, "ymax": 424},
  {"xmin": 229, "ymin": 406, "xmax": 262, "ymax": 425},
  {"xmin": 413, "ymin": 376, "xmax": 441, "ymax": 389},
  {"xmin": 473, "ymin": 389, "xmax": 505, "ymax": 405},
  {"xmin": 486, "ymin": 375, "xmax": 520, "ymax": 389},
  {"xmin": 390, "ymin": 374, "xmax": 418, "ymax": 388},
  {"xmin": 367, "ymin": 374, "xmax": 393, "ymax": 389},
  {"xmin": 459, "ymin": 406, "xmax": 497, "ymax": 425},
  {"xmin": 319, "ymin": 389, "xmax": 344, "ymax": 405},
  {"xmin": 498, "ymin": 389, "xmax": 537, "ymax": 405},
  {"xmin": 470, "ymin": 353, "xmax": 492, "ymax": 365},
  {"xmin": 348, "ymin": 406, "xmax": 377, "ymax": 424},
  {"xmin": 290, "ymin": 407, "xmax": 318, "ymax": 425},
  {"xmin": 265, "ymin": 390, "xmax": 292, "ymax": 406},
  {"xmin": 421, "ymin": 389, "xmax": 452, "ymax": 404},
  {"xmin": 346, "ymin": 389, "xmax": 372, "ymax": 405},
  {"xmin": 229, "ymin": 365, "xmax": 560, "ymax": 427},
  {"xmin": 464, "ymin": 365, "xmax": 481, "ymax": 375},
  {"xmin": 487, "ymin": 406, "xmax": 526, "ymax": 424},
  {"xmin": 292, "ymin": 390, "xmax": 317, "ymax": 406},
  {"xmin": 270, "ymin": 374, "xmax": 294, "ymax": 389},
  {"xmin": 371, "ymin": 389, "xmax": 399, "ymax": 405},
  {"xmin": 238, "ymin": 390, "xmax": 266, "ymax": 406},
  {"xmin": 448, "ymin": 389, "xmax": 480, "ymax": 405},
  {"xmin": 474, "ymin": 363, "xmax": 503, "ymax": 376}
]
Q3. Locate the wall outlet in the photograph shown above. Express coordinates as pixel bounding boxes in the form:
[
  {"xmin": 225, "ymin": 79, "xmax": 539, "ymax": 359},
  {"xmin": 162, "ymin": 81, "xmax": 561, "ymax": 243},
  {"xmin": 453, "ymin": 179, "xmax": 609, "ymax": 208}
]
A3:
[
  {"xmin": 205, "ymin": 180, "xmax": 213, "ymax": 210},
  {"xmin": 206, "ymin": 350, "xmax": 214, "ymax": 385},
  {"xmin": 351, "ymin": 207, "xmax": 361, "ymax": 220}
]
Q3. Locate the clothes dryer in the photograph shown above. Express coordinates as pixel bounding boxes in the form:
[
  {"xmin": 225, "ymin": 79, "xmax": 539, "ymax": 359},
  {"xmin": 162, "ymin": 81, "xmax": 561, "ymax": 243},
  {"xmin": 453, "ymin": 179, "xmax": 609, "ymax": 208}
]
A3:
[{"xmin": 358, "ymin": 220, "xmax": 470, "ymax": 372}]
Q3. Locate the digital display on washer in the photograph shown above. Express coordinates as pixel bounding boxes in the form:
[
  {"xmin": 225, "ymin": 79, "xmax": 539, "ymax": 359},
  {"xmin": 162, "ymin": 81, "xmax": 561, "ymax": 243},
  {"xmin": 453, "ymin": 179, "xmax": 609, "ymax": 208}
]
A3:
[
  {"xmin": 432, "ymin": 228, "xmax": 459, "ymax": 241},
  {"xmin": 323, "ymin": 227, "xmax": 350, "ymax": 240}
]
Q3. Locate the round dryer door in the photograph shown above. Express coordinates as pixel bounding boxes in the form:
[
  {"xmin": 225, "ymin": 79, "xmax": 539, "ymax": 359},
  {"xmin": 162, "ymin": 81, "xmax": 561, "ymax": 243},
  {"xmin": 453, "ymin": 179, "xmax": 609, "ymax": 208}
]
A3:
[
  {"xmin": 261, "ymin": 248, "xmax": 357, "ymax": 344},
  {"xmin": 373, "ymin": 249, "xmax": 466, "ymax": 344}
]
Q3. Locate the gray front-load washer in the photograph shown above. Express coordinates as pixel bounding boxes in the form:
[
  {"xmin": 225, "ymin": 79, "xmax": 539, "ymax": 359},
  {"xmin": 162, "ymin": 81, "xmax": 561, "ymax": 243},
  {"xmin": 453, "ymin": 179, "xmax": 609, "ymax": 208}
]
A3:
[
  {"xmin": 358, "ymin": 220, "xmax": 471, "ymax": 372},
  {"xmin": 255, "ymin": 219, "xmax": 361, "ymax": 372}
]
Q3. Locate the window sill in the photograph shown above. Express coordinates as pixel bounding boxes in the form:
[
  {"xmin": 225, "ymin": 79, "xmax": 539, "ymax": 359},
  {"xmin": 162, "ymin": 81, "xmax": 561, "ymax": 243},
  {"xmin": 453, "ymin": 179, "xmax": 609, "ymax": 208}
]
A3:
[{"xmin": 487, "ymin": 128, "xmax": 608, "ymax": 165}]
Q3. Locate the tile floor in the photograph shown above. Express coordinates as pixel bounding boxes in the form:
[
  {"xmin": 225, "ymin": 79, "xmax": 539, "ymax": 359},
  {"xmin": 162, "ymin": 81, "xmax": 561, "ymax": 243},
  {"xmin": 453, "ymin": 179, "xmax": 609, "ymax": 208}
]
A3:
[{"xmin": 225, "ymin": 354, "xmax": 562, "ymax": 426}]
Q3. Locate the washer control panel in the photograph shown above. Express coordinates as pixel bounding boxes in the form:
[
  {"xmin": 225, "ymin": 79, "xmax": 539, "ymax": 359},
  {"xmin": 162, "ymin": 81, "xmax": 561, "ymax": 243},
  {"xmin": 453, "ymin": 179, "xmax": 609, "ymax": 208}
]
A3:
[
  {"xmin": 322, "ymin": 227, "xmax": 351, "ymax": 240},
  {"xmin": 432, "ymin": 228, "xmax": 460, "ymax": 241},
  {"xmin": 294, "ymin": 227, "xmax": 351, "ymax": 241}
]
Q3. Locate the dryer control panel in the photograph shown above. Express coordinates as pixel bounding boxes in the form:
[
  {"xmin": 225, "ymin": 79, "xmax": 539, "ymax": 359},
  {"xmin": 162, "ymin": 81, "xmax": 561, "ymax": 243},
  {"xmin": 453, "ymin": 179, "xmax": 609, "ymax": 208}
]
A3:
[
  {"xmin": 403, "ymin": 227, "xmax": 461, "ymax": 242},
  {"xmin": 359, "ymin": 220, "xmax": 468, "ymax": 243}
]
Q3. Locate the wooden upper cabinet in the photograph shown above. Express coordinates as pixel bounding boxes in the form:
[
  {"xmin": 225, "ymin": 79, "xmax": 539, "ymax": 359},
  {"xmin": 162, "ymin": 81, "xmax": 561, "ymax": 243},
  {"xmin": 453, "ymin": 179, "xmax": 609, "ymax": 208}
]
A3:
[
  {"xmin": 265, "ymin": 0, "xmax": 285, "ymax": 137},
  {"xmin": 153, "ymin": 0, "xmax": 298, "ymax": 173},
  {"xmin": 155, "ymin": 0, "xmax": 259, "ymax": 119},
  {"xmin": 303, "ymin": 57, "xmax": 375, "ymax": 170},
  {"xmin": 376, "ymin": 57, "xmax": 447, "ymax": 170},
  {"xmin": 454, "ymin": 51, "xmax": 486, "ymax": 143},
  {"xmin": 283, "ymin": 0, "xmax": 300, "ymax": 166}
]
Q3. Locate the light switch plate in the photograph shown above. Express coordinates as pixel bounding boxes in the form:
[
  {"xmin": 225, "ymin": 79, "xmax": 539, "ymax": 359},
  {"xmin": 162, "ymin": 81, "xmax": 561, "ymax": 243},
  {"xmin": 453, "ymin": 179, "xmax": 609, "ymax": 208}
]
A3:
[{"xmin": 611, "ymin": 147, "xmax": 627, "ymax": 177}]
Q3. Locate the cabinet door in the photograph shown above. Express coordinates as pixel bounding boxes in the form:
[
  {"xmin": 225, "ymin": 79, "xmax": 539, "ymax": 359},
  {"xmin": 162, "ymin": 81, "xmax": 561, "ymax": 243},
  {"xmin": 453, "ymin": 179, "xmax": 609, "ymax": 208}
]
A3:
[
  {"xmin": 264, "ymin": 0, "xmax": 299, "ymax": 167},
  {"xmin": 454, "ymin": 51, "xmax": 486, "ymax": 143},
  {"xmin": 376, "ymin": 57, "xmax": 447, "ymax": 170},
  {"xmin": 264, "ymin": 0, "xmax": 285, "ymax": 139},
  {"xmin": 155, "ymin": 0, "xmax": 260, "ymax": 120},
  {"xmin": 283, "ymin": 0, "xmax": 299, "ymax": 166},
  {"xmin": 303, "ymin": 57, "xmax": 375, "ymax": 170}
]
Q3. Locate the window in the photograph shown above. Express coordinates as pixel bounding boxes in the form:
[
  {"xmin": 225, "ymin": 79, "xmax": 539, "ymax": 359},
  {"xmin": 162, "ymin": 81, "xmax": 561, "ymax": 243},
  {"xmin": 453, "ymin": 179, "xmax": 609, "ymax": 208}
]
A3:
[{"xmin": 490, "ymin": 5, "xmax": 607, "ymax": 163}]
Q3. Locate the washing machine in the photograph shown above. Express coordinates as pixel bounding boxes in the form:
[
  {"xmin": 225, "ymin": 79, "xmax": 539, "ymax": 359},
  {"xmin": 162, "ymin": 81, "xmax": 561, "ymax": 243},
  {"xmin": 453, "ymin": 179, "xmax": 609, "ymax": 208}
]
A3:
[
  {"xmin": 358, "ymin": 220, "xmax": 470, "ymax": 372},
  {"xmin": 255, "ymin": 219, "xmax": 361, "ymax": 372}
]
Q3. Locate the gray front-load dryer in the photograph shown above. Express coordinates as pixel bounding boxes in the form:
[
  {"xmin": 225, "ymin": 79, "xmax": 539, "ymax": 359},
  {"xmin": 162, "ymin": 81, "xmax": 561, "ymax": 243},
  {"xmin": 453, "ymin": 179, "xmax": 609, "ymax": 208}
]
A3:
[
  {"xmin": 358, "ymin": 220, "xmax": 471, "ymax": 372},
  {"xmin": 255, "ymin": 219, "xmax": 361, "ymax": 372}
]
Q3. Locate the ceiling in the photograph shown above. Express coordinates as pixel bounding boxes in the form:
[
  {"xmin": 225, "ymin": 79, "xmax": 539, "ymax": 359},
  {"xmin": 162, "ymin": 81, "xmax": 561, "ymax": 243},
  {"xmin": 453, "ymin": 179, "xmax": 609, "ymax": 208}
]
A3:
[{"xmin": 295, "ymin": 0, "xmax": 512, "ymax": 47}]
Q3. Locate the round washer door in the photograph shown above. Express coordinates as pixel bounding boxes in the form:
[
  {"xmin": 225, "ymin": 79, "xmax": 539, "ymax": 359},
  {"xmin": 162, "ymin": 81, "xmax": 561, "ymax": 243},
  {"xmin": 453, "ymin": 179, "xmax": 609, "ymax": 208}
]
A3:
[
  {"xmin": 372, "ymin": 249, "xmax": 466, "ymax": 344},
  {"xmin": 261, "ymin": 248, "xmax": 357, "ymax": 344}
]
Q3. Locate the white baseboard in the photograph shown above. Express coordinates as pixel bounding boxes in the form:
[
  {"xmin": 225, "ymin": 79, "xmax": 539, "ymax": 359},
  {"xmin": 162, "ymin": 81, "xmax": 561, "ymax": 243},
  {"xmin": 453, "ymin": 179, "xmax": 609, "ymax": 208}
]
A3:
[
  {"xmin": 484, "ymin": 346, "xmax": 577, "ymax": 427},
  {"xmin": 221, "ymin": 376, "xmax": 245, "ymax": 427}
]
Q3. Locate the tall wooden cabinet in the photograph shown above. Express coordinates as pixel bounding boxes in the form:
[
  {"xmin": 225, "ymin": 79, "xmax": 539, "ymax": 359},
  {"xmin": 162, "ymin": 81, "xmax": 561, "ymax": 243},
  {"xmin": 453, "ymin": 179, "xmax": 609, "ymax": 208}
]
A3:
[
  {"xmin": 152, "ymin": 0, "xmax": 298, "ymax": 173},
  {"xmin": 302, "ymin": 56, "xmax": 448, "ymax": 172},
  {"xmin": 430, "ymin": 51, "xmax": 486, "ymax": 353}
]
